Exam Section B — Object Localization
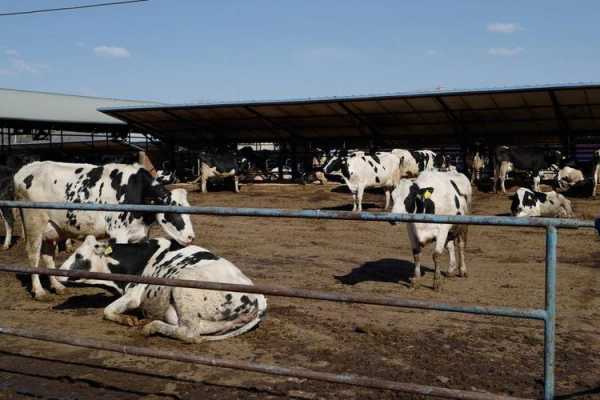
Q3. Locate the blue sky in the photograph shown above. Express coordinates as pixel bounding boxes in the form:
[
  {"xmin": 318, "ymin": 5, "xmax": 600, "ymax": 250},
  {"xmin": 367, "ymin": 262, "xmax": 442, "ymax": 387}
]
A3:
[{"xmin": 1, "ymin": 1, "xmax": 599, "ymax": 103}]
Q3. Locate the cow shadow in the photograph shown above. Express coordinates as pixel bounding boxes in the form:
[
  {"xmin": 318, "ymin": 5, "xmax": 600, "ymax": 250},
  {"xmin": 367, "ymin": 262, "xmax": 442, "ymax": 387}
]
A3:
[
  {"xmin": 53, "ymin": 292, "xmax": 118, "ymax": 310},
  {"xmin": 334, "ymin": 258, "xmax": 430, "ymax": 286},
  {"xmin": 317, "ymin": 203, "xmax": 381, "ymax": 211}
]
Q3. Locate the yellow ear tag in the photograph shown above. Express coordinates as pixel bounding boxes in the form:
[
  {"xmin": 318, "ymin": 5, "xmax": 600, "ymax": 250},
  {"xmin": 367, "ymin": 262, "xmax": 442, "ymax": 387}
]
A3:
[
  {"xmin": 104, "ymin": 246, "xmax": 113, "ymax": 256},
  {"xmin": 423, "ymin": 190, "xmax": 432, "ymax": 199}
]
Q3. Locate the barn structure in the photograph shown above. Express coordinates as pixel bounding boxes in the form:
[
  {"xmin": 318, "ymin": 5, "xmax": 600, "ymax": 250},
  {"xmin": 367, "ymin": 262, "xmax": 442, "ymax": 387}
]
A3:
[
  {"xmin": 0, "ymin": 88, "xmax": 161, "ymax": 167},
  {"xmin": 101, "ymin": 82, "xmax": 600, "ymax": 174}
]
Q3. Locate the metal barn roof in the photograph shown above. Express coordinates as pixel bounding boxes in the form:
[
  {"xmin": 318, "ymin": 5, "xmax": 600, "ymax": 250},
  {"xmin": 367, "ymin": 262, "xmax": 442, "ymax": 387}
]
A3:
[
  {"xmin": 100, "ymin": 83, "xmax": 600, "ymax": 147},
  {"xmin": 0, "ymin": 88, "xmax": 161, "ymax": 132}
]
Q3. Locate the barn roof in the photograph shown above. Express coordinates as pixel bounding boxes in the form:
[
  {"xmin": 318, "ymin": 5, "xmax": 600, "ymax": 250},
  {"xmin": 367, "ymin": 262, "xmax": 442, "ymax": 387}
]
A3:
[
  {"xmin": 0, "ymin": 88, "xmax": 161, "ymax": 132},
  {"xmin": 100, "ymin": 82, "xmax": 600, "ymax": 147}
]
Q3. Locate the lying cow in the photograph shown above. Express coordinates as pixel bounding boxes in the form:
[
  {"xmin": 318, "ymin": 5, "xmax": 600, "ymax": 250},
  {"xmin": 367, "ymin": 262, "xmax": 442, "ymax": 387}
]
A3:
[
  {"xmin": 324, "ymin": 151, "xmax": 401, "ymax": 212},
  {"xmin": 391, "ymin": 171, "xmax": 472, "ymax": 290},
  {"xmin": 510, "ymin": 188, "xmax": 573, "ymax": 218},
  {"xmin": 194, "ymin": 153, "xmax": 239, "ymax": 193},
  {"xmin": 59, "ymin": 236, "xmax": 267, "ymax": 343},
  {"xmin": 14, "ymin": 161, "xmax": 195, "ymax": 301},
  {"xmin": 556, "ymin": 166, "xmax": 584, "ymax": 192},
  {"xmin": 493, "ymin": 146, "xmax": 562, "ymax": 193}
]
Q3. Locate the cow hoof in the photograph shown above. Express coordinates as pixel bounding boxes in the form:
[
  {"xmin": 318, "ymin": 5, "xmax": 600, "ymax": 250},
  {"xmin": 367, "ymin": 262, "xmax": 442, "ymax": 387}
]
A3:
[
  {"xmin": 123, "ymin": 316, "xmax": 140, "ymax": 327},
  {"xmin": 142, "ymin": 322, "xmax": 157, "ymax": 336},
  {"xmin": 446, "ymin": 270, "xmax": 458, "ymax": 278},
  {"xmin": 458, "ymin": 271, "xmax": 468, "ymax": 278},
  {"xmin": 34, "ymin": 292, "xmax": 52, "ymax": 302},
  {"xmin": 409, "ymin": 278, "xmax": 421, "ymax": 290},
  {"xmin": 53, "ymin": 287, "xmax": 70, "ymax": 295}
]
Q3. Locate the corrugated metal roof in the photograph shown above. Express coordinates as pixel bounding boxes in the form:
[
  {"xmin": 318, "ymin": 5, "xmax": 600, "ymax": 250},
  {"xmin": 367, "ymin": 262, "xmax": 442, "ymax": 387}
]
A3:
[
  {"xmin": 0, "ymin": 88, "xmax": 161, "ymax": 127},
  {"xmin": 99, "ymin": 82, "xmax": 600, "ymax": 146}
]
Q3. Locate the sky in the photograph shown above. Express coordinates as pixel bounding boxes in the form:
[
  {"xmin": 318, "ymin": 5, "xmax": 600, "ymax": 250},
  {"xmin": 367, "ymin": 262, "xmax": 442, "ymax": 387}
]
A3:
[{"xmin": 1, "ymin": 1, "xmax": 599, "ymax": 104}]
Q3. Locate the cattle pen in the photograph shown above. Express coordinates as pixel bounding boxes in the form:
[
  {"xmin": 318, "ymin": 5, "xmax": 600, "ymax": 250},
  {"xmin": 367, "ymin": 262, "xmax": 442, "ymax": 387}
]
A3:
[{"xmin": 0, "ymin": 200, "xmax": 594, "ymax": 400}]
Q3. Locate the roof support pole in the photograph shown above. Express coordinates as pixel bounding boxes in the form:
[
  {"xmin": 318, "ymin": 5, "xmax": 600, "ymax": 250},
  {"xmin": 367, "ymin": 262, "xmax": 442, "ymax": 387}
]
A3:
[{"xmin": 549, "ymin": 91, "xmax": 572, "ymax": 157}]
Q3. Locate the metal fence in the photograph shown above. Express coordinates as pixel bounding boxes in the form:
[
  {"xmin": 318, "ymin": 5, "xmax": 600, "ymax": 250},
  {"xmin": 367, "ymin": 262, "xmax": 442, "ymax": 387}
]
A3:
[{"xmin": 0, "ymin": 200, "xmax": 594, "ymax": 400}]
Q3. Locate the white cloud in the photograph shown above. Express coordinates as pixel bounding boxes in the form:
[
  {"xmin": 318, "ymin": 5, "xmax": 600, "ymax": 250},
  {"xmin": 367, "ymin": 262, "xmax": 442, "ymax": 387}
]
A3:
[
  {"xmin": 488, "ymin": 47, "xmax": 524, "ymax": 56},
  {"xmin": 425, "ymin": 49, "xmax": 437, "ymax": 56},
  {"xmin": 5, "ymin": 49, "xmax": 18, "ymax": 56},
  {"xmin": 93, "ymin": 45, "xmax": 131, "ymax": 58},
  {"xmin": 487, "ymin": 22, "xmax": 522, "ymax": 34},
  {"xmin": 1, "ymin": 50, "xmax": 45, "ymax": 74}
]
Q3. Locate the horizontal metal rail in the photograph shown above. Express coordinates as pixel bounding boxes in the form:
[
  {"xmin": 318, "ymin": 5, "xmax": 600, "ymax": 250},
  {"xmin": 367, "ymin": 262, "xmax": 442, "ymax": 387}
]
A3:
[
  {"xmin": 0, "ymin": 200, "xmax": 594, "ymax": 229},
  {"xmin": 0, "ymin": 325, "xmax": 529, "ymax": 400},
  {"xmin": 0, "ymin": 265, "xmax": 547, "ymax": 320}
]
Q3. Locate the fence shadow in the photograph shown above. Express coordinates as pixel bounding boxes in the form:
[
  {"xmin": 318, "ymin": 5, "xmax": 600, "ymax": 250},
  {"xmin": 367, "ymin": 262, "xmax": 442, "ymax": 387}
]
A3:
[
  {"xmin": 556, "ymin": 386, "xmax": 600, "ymax": 400},
  {"xmin": 334, "ymin": 258, "xmax": 428, "ymax": 286}
]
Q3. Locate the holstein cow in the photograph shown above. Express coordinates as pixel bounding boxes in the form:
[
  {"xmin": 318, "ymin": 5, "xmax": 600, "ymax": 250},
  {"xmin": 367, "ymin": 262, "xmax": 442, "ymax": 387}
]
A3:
[
  {"xmin": 556, "ymin": 166, "xmax": 585, "ymax": 192},
  {"xmin": 593, "ymin": 150, "xmax": 600, "ymax": 197},
  {"xmin": 510, "ymin": 188, "xmax": 574, "ymax": 218},
  {"xmin": 391, "ymin": 149, "xmax": 449, "ymax": 178},
  {"xmin": 194, "ymin": 153, "xmax": 239, "ymax": 193},
  {"xmin": 493, "ymin": 146, "xmax": 562, "ymax": 193},
  {"xmin": 155, "ymin": 170, "xmax": 177, "ymax": 185},
  {"xmin": 391, "ymin": 171, "xmax": 471, "ymax": 290},
  {"xmin": 59, "ymin": 236, "xmax": 267, "ymax": 343},
  {"xmin": 464, "ymin": 151, "xmax": 487, "ymax": 184},
  {"xmin": 324, "ymin": 151, "xmax": 401, "ymax": 212},
  {"xmin": 14, "ymin": 161, "xmax": 195, "ymax": 301}
]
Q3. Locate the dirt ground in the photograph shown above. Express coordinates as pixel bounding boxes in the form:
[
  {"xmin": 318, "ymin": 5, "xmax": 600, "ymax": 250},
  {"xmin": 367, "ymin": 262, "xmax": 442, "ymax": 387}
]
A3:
[{"xmin": 0, "ymin": 182, "xmax": 599, "ymax": 399}]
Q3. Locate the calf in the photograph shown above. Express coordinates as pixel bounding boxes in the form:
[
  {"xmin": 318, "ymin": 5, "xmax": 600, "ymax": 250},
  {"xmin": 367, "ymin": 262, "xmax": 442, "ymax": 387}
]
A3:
[
  {"xmin": 59, "ymin": 236, "xmax": 267, "ymax": 343},
  {"xmin": 324, "ymin": 151, "xmax": 401, "ymax": 212},
  {"xmin": 194, "ymin": 153, "xmax": 239, "ymax": 193},
  {"xmin": 556, "ymin": 166, "xmax": 584, "ymax": 192},
  {"xmin": 14, "ymin": 161, "xmax": 195, "ymax": 300},
  {"xmin": 493, "ymin": 146, "xmax": 562, "ymax": 193},
  {"xmin": 510, "ymin": 188, "xmax": 573, "ymax": 218},
  {"xmin": 391, "ymin": 171, "xmax": 471, "ymax": 290}
]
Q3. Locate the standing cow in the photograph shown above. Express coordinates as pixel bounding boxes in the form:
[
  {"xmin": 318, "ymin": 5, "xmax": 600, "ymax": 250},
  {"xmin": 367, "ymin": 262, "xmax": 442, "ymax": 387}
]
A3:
[
  {"xmin": 0, "ymin": 166, "xmax": 15, "ymax": 250},
  {"xmin": 324, "ymin": 151, "xmax": 401, "ymax": 212},
  {"xmin": 59, "ymin": 236, "xmax": 267, "ymax": 343},
  {"xmin": 464, "ymin": 150, "xmax": 487, "ymax": 184},
  {"xmin": 391, "ymin": 171, "xmax": 472, "ymax": 290},
  {"xmin": 592, "ymin": 150, "xmax": 600, "ymax": 197},
  {"xmin": 14, "ymin": 161, "xmax": 195, "ymax": 301},
  {"xmin": 392, "ymin": 149, "xmax": 449, "ymax": 178},
  {"xmin": 194, "ymin": 153, "xmax": 239, "ymax": 193},
  {"xmin": 492, "ymin": 146, "xmax": 562, "ymax": 193}
]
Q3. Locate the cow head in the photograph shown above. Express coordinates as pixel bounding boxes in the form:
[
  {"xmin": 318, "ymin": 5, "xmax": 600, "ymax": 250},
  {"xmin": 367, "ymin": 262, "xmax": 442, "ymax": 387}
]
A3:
[
  {"xmin": 390, "ymin": 180, "xmax": 435, "ymax": 223},
  {"xmin": 154, "ymin": 188, "xmax": 195, "ymax": 246},
  {"xmin": 433, "ymin": 153, "xmax": 449, "ymax": 170},
  {"xmin": 57, "ymin": 236, "xmax": 122, "ymax": 293}
]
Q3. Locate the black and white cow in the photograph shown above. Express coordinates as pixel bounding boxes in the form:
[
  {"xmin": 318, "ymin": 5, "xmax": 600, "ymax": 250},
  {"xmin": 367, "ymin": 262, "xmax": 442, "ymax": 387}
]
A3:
[
  {"xmin": 195, "ymin": 153, "xmax": 239, "ymax": 193},
  {"xmin": 0, "ymin": 166, "xmax": 15, "ymax": 250},
  {"xmin": 59, "ymin": 236, "xmax": 267, "ymax": 343},
  {"xmin": 510, "ymin": 188, "xmax": 573, "ymax": 218},
  {"xmin": 556, "ymin": 166, "xmax": 585, "ymax": 192},
  {"xmin": 391, "ymin": 149, "xmax": 449, "ymax": 178},
  {"xmin": 155, "ymin": 170, "xmax": 177, "ymax": 185},
  {"xmin": 14, "ymin": 161, "xmax": 195, "ymax": 301},
  {"xmin": 391, "ymin": 171, "xmax": 472, "ymax": 290},
  {"xmin": 323, "ymin": 151, "xmax": 401, "ymax": 212},
  {"xmin": 493, "ymin": 146, "xmax": 563, "ymax": 193},
  {"xmin": 464, "ymin": 150, "xmax": 487, "ymax": 184}
]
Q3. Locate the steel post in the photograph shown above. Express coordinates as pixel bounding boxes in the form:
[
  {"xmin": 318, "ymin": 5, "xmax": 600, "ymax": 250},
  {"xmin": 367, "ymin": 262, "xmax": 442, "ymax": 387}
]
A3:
[{"xmin": 544, "ymin": 226, "xmax": 557, "ymax": 400}]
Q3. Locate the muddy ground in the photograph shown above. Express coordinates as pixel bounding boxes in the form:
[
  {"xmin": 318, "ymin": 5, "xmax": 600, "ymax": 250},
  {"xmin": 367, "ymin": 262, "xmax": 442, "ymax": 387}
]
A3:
[{"xmin": 0, "ymin": 182, "xmax": 599, "ymax": 399}]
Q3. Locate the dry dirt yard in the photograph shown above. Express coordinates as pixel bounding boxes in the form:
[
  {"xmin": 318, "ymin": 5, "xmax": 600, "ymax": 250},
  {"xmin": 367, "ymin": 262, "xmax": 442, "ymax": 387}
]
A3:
[{"xmin": 0, "ymin": 182, "xmax": 598, "ymax": 399}]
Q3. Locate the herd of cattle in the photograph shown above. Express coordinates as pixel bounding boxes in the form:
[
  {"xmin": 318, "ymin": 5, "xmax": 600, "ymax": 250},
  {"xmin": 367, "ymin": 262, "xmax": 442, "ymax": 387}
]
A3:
[{"xmin": 0, "ymin": 145, "xmax": 598, "ymax": 343}]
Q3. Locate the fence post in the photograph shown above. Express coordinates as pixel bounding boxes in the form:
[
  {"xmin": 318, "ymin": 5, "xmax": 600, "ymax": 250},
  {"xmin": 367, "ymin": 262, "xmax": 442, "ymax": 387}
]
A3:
[{"xmin": 544, "ymin": 225, "xmax": 557, "ymax": 400}]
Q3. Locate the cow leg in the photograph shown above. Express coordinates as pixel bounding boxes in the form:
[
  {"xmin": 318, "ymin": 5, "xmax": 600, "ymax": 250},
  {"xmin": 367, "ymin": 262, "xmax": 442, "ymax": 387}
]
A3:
[
  {"xmin": 446, "ymin": 240, "xmax": 457, "ymax": 277},
  {"xmin": 1, "ymin": 208, "xmax": 12, "ymax": 250},
  {"xmin": 41, "ymin": 241, "xmax": 67, "ymax": 294},
  {"xmin": 432, "ymin": 231, "xmax": 449, "ymax": 291},
  {"xmin": 407, "ymin": 226, "xmax": 422, "ymax": 288},
  {"xmin": 201, "ymin": 175, "xmax": 208, "ymax": 193},
  {"xmin": 384, "ymin": 189, "xmax": 391, "ymax": 210},
  {"xmin": 233, "ymin": 175, "xmax": 240, "ymax": 193},
  {"xmin": 103, "ymin": 286, "xmax": 145, "ymax": 326},
  {"xmin": 22, "ymin": 211, "xmax": 50, "ymax": 300},
  {"xmin": 533, "ymin": 175, "xmax": 541, "ymax": 192},
  {"xmin": 593, "ymin": 165, "xmax": 600, "ymax": 197},
  {"xmin": 356, "ymin": 185, "xmax": 365, "ymax": 212},
  {"xmin": 457, "ymin": 230, "xmax": 468, "ymax": 278}
]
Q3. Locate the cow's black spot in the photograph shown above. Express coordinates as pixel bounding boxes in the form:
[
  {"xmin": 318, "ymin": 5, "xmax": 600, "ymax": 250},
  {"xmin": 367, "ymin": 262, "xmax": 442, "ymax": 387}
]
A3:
[
  {"xmin": 107, "ymin": 239, "xmax": 162, "ymax": 289},
  {"xmin": 23, "ymin": 175, "xmax": 34, "ymax": 189},
  {"xmin": 454, "ymin": 195, "xmax": 460, "ymax": 209},
  {"xmin": 75, "ymin": 168, "xmax": 83, "ymax": 174},
  {"xmin": 522, "ymin": 190, "xmax": 539, "ymax": 207},
  {"xmin": 375, "ymin": 176, "xmax": 380, "ymax": 183},
  {"xmin": 534, "ymin": 191, "xmax": 547, "ymax": 203},
  {"xmin": 371, "ymin": 154, "xmax": 381, "ymax": 165},
  {"xmin": 450, "ymin": 180, "xmax": 461, "ymax": 196},
  {"xmin": 53, "ymin": 180, "xmax": 57, "ymax": 184}
]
